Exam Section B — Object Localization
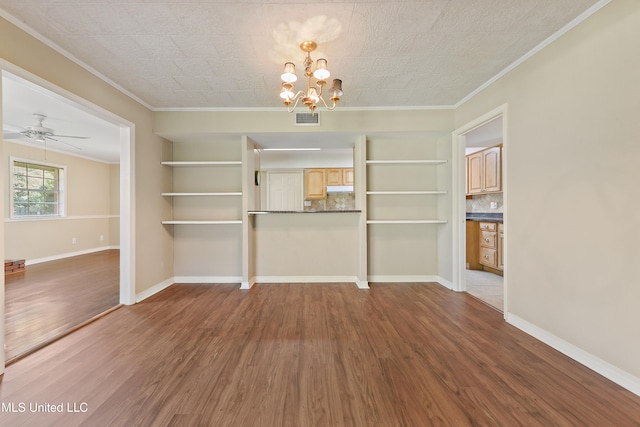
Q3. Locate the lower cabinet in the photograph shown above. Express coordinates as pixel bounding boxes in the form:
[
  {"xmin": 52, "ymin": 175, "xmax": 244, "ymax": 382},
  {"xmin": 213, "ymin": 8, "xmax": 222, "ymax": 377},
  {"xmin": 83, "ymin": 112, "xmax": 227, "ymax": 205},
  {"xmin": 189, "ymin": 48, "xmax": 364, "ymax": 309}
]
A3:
[
  {"xmin": 497, "ymin": 223, "xmax": 504, "ymax": 271},
  {"xmin": 476, "ymin": 221, "xmax": 503, "ymax": 273}
]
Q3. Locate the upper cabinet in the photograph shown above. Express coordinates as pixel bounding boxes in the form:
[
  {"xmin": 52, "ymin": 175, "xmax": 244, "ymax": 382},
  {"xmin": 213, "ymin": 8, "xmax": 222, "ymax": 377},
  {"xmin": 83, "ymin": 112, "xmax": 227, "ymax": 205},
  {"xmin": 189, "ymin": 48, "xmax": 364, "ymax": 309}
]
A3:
[
  {"xmin": 327, "ymin": 168, "xmax": 354, "ymax": 186},
  {"xmin": 466, "ymin": 146, "xmax": 502, "ymax": 195},
  {"xmin": 304, "ymin": 168, "xmax": 327, "ymax": 200}
]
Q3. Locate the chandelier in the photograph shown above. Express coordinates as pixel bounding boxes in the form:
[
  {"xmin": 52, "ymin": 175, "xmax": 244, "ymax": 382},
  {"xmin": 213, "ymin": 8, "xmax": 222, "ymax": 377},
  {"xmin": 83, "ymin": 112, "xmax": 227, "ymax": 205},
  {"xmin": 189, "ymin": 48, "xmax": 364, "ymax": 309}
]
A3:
[{"xmin": 279, "ymin": 41, "xmax": 343, "ymax": 113}]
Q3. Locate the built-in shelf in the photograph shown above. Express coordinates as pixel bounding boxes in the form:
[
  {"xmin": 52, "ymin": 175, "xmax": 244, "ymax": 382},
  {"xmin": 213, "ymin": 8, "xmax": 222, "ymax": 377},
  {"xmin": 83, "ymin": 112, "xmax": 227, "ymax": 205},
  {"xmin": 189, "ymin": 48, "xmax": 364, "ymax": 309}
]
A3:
[
  {"xmin": 161, "ymin": 192, "xmax": 242, "ymax": 197},
  {"xmin": 365, "ymin": 160, "xmax": 448, "ymax": 165},
  {"xmin": 366, "ymin": 191, "xmax": 447, "ymax": 195},
  {"xmin": 161, "ymin": 161, "xmax": 242, "ymax": 166},
  {"xmin": 366, "ymin": 220, "xmax": 448, "ymax": 224},
  {"xmin": 161, "ymin": 220, "xmax": 242, "ymax": 225}
]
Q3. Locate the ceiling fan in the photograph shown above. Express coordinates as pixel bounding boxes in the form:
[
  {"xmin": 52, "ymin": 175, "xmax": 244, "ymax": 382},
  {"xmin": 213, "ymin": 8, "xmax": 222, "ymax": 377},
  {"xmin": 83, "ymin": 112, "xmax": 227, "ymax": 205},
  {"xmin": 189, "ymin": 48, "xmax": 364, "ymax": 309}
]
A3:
[{"xmin": 3, "ymin": 113, "xmax": 89, "ymax": 150}]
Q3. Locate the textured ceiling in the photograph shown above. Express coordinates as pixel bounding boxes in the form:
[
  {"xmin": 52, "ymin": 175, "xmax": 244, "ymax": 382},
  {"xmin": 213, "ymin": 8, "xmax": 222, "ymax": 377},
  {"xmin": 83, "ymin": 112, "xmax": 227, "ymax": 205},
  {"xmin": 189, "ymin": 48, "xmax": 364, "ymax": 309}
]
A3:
[{"xmin": 0, "ymin": 0, "xmax": 603, "ymax": 110}]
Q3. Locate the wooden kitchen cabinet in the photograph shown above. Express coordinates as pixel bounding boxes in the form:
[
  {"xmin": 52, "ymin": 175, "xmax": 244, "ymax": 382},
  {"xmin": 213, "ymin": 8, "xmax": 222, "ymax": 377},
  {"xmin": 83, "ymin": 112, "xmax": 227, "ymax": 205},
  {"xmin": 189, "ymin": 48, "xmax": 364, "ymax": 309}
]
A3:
[
  {"xmin": 326, "ymin": 168, "xmax": 354, "ymax": 186},
  {"xmin": 498, "ymin": 222, "xmax": 504, "ymax": 271},
  {"xmin": 466, "ymin": 146, "xmax": 501, "ymax": 195},
  {"xmin": 304, "ymin": 168, "xmax": 326, "ymax": 200},
  {"xmin": 479, "ymin": 221, "xmax": 498, "ymax": 270},
  {"xmin": 342, "ymin": 168, "xmax": 354, "ymax": 185},
  {"xmin": 326, "ymin": 168, "xmax": 342, "ymax": 186}
]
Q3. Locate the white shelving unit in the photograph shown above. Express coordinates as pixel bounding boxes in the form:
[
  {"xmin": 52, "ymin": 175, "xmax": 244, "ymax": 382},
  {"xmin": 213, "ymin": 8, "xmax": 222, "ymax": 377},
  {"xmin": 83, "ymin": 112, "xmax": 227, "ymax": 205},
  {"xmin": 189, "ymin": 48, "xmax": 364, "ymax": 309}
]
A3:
[
  {"xmin": 365, "ymin": 158, "xmax": 448, "ymax": 225},
  {"xmin": 161, "ymin": 159, "xmax": 243, "ymax": 225}
]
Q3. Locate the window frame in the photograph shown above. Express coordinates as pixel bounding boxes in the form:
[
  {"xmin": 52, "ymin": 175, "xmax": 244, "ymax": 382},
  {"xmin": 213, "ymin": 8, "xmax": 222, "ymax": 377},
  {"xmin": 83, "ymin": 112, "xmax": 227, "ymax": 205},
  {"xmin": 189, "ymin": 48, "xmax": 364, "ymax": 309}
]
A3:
[{"xmin": 10, "ymin": 156, "xmax": 67, "ymax": 219}]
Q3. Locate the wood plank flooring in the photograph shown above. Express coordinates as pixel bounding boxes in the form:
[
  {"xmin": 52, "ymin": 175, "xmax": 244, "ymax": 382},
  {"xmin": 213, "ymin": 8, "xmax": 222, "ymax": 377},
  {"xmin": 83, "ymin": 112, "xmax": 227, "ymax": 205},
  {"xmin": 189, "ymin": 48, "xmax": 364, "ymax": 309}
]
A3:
[
  {"xmin": 1, "ymin": 282, "xmax": 639, "ymax": 426},
  {"xmin": 4, "ymin": 250, "xmax": 120, "ymax": 362}
]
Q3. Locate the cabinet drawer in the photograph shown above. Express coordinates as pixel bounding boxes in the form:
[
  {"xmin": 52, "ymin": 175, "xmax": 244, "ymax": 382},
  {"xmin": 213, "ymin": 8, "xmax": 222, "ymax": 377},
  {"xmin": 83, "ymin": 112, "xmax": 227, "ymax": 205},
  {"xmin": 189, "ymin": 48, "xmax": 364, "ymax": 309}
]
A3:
[
  {"xmin": 479, "ymin": 222, "xmax": 497, "ymax": 231},
  {"xmin": 479, "ymin": 247, "xmax": 497, "ymax": 268},
  {"xmin": 480, "ymin": 230, "xmax": 497, "ymax": 248}
]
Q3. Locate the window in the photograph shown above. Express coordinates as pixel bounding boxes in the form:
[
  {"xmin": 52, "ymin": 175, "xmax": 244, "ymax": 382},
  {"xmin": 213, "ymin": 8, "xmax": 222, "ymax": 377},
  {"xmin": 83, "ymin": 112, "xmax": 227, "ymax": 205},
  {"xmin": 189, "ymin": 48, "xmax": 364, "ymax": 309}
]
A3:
[{"xmin": 11, "ymin": 158, "xmax": 66, "ymax": 218}]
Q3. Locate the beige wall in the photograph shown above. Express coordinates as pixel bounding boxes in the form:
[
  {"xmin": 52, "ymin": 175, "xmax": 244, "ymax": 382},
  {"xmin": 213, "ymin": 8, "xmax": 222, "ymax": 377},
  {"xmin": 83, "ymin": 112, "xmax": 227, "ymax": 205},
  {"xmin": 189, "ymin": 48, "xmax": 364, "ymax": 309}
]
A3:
[
  {"xmin": 1, "ymin": 16, "xmax": 174, "ymax": 295},
  {"xmin": 455, "ymin": 0, "xmax": 640, "ymax": 377},
  {"xmin": 3, "ymin": 141, "xmax": 117, "ymax": 261}
]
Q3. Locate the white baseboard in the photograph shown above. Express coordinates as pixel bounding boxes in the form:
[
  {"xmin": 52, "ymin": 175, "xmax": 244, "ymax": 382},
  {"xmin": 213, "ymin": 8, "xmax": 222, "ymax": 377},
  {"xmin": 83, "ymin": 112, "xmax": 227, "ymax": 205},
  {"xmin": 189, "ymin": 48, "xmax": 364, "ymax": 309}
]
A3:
[
  {"xmin": 253, "ymin": 275, "xmax": 359, "ymax": 284},
  {"xmin": 507, "ymin": 313, "xmax": 640, "ymax": 397},
  {"xmin": 27, "ymin": 246, "xmax": 119, "ymax": 265},
  {"xmin": 135, "ymin": 278, "xmax": 174, "ymax": 303},
  {"xmin": 240, "ymin": 277, "xmax": 256, "ymax": 290},
  {"xmin": 172, "ymin": 276, "xmax": 242, "ymax": 284}
]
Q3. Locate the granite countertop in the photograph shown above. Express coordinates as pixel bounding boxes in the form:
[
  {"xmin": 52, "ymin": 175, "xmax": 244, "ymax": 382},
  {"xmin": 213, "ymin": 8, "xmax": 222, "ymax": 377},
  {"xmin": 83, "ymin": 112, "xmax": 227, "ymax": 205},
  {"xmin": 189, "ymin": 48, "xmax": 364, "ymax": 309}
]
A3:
[
  {"xmin": 248, "ymin": 210, "xmax": 361, "ymax": 214},
  {"xmin": 466, "ymin": 213, "xmax": 503, "ymax": 222}
]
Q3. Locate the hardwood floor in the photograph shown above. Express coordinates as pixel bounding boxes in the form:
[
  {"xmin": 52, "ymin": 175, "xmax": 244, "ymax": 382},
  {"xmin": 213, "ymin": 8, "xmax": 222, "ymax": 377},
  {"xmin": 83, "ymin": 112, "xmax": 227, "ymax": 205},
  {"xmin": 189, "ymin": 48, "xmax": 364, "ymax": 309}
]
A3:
[
  {"xmin": 1, "ymin": 282, "xmax": 639, "ymax": 426},
  {"xmin": 4, "ymin": 250, "xmax": 120, "ymax": 362}
]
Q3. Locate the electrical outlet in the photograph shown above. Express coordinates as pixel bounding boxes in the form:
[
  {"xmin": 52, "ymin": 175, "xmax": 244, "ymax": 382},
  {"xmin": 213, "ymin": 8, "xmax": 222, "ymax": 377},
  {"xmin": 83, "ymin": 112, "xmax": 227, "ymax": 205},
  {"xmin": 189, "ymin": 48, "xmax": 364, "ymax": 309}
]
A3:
[
  {"xmin": 490, "ymin": 202, "xmax": 498, "ymax": 209},
  {"xmin": 72, "ymin": 237, "xmax": 77, "ymax": 244},
  {"xmin": 100, "ymin": 235, "xmax": 104, "ymax": 241}
]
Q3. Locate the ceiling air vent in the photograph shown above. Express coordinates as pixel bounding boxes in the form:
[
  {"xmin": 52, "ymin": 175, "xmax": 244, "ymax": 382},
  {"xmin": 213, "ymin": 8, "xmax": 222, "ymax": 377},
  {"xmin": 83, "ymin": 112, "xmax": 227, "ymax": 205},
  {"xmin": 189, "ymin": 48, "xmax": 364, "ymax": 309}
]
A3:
[{"xmin": 295, "ymin": 112, "xmax": 320, "ymax": 126}]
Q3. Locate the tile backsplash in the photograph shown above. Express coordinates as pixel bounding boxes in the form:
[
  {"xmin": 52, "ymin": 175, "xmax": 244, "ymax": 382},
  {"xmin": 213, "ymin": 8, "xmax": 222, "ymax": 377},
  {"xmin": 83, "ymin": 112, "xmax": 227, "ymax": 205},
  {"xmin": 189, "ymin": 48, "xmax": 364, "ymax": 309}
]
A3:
[
  {"xmin": 305, "ymin": 192, "xmax": 355, "ymax": 211},
  {"xmin": 466, "ymin": 192, "xmax": 503, "ymax": 213}
]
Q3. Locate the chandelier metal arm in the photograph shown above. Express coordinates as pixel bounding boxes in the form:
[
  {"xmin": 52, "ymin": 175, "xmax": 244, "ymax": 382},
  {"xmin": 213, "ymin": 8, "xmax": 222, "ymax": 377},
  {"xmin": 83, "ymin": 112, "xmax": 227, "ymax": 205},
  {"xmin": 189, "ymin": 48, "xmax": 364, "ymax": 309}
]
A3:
[
  {"xmin": 318, "ymin": 94, "xmax": 337, "ymax": 111},
  {"xmin": 285, "ymin": 91, "xmax": 306, "ymax": 113}
]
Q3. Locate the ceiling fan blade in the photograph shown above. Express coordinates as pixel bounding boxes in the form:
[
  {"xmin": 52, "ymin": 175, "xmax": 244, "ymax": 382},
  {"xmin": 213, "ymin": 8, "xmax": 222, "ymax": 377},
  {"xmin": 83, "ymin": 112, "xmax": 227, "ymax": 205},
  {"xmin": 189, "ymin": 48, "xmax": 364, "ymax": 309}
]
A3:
[
  {"xmin": 3, "ymin": 132, "xmax": 26, "ymax": 139},
  {"xmin": 52, "ymin": 134, "xmax": 90, "ymax": 139},
  {"xmin": 45, "ymin": 136, "xmax": 82, "ymax": 150}
]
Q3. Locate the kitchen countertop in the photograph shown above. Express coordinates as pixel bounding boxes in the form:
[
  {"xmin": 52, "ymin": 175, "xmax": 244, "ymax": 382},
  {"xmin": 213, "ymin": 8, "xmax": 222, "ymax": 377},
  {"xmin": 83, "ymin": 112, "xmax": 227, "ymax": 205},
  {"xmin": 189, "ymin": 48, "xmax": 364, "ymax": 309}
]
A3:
[{"xmin": 466, "ymin": 213, "xmax": 503, "ymax": 222}]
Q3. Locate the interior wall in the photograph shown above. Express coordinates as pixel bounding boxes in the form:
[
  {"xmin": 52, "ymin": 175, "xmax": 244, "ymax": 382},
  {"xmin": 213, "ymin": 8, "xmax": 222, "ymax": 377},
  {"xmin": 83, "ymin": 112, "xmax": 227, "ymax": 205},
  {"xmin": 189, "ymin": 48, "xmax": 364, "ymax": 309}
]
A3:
[
  {"xmin": 455, "ymin": 0, "xmax": 640, "ymax": 379},
  {"xmin": 3, "ymin": 140, "xmax": 116, "ymax": 262}
]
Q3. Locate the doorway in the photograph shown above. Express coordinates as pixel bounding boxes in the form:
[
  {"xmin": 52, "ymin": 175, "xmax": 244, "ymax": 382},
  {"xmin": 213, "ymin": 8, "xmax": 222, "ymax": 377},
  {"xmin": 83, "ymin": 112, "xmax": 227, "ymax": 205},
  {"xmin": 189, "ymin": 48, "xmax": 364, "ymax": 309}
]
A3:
[
  {"xmin": 266, "ymin": 171, "xmax": 304, "ymax": 211},
  {"xmin": 1, "ymin": 65, "xmax": 135, "ymax": 366},
  {"xmin": 453, "ymin": 105, "xmax": 507, "ymax": 315}
]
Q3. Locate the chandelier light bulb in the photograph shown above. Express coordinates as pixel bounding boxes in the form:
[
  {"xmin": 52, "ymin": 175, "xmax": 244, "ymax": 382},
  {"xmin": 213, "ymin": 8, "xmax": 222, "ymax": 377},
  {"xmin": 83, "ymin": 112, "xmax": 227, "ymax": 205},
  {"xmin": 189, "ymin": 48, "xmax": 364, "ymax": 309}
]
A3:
[
  {"xmin": 313, "ymin": 58, "xmax": 330, "ymax": 80},
  {"xmin": 281, "ymin": 62, "xmax": 297, "ymax": 83}
]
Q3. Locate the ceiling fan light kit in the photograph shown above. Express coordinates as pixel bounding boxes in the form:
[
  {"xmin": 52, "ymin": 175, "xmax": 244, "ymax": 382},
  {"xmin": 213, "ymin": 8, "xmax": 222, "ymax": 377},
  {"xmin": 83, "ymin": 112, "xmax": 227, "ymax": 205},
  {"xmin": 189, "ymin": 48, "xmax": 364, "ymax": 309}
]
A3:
[{"xmin": 279, "ymin": 41, "xmax": 343, "ymax": 114}]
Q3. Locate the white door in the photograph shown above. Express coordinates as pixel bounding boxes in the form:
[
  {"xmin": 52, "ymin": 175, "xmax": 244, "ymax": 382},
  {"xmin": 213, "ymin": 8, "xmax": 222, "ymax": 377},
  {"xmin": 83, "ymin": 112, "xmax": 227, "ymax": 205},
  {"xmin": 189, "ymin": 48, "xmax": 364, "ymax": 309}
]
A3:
[{"xmin": 267, "ymin": 171, "xmax": 303, "ymax": 211}]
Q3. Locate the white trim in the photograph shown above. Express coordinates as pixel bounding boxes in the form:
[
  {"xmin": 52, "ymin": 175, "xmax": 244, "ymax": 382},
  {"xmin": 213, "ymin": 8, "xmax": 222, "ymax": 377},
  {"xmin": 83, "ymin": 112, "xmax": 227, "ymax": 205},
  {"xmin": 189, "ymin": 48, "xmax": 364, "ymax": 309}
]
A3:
[
  {"xmin": 5, "ymin": 214, "xmax": 118, "ymax": 223},
  {"xmin": 240, "ymin": 277, "xmax": 256, "ymax": 290},
  {"xmin": 455, "ymin": 0, "xmax": 612, "ymax": 108},
  {"xmin": 506, "ymin": 313, "xmax": 640, "ymax": 397},
  {"xmin": 9, "ymin": 156, "xmax": 67, "ymax": 219},
  {"xmin": 6, "ymin": 138, "xmax": 119, "ymax": 165},
  {"xmin": 25, "ymin": 246, "xmax": 119, "ymax": 265},
  {"xmin": 173, "ymin": 276, "xmax": 243, "ymax": 284},
  {"xmin": 254, "ymin": 275, "xmax": 359, "ymax": 284},
  {"xmin": 451, "ymin": 104, "xmax": 508, "ymax": 317},
  {"xmin": 152, "ymin": 105, "xmax": 457, "ymax": 112},
  {"xmin": 135, "ymin": 278, "xmax": 174, "ymax": 303}
]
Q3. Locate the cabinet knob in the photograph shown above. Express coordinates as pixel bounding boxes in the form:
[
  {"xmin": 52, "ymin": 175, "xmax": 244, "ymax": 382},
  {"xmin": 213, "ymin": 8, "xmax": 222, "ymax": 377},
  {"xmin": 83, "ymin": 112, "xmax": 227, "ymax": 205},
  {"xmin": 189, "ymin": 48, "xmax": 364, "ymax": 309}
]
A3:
[
  {"xmin": 484, "ymin": 255, "xmax": 489, "ymax": 259},
  {"xmin": 484, "ymin": 238, "xmax": 490, "ymax": 242}
]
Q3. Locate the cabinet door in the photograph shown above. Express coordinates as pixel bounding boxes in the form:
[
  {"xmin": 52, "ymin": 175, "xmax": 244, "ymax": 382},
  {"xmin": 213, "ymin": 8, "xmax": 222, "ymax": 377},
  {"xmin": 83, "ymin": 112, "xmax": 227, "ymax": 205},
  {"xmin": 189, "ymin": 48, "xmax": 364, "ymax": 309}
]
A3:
[
  {"xmin": 483, "ymin": 147, "xmax": 501, "ymax": 193},
  {"xmin": 326, "ymin": 168, "xmax": 342, "ymax": 186},
  {"xmin": 304, "ymin": 169, "xmax": 327, "ymax": 200},
  {"xmin": 342, "ymin": 168, "xmax": 354, "ymax": 186},
  {"xmin": 467, "ymin": 151, "xmax": 483, "ymax": 194}
]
